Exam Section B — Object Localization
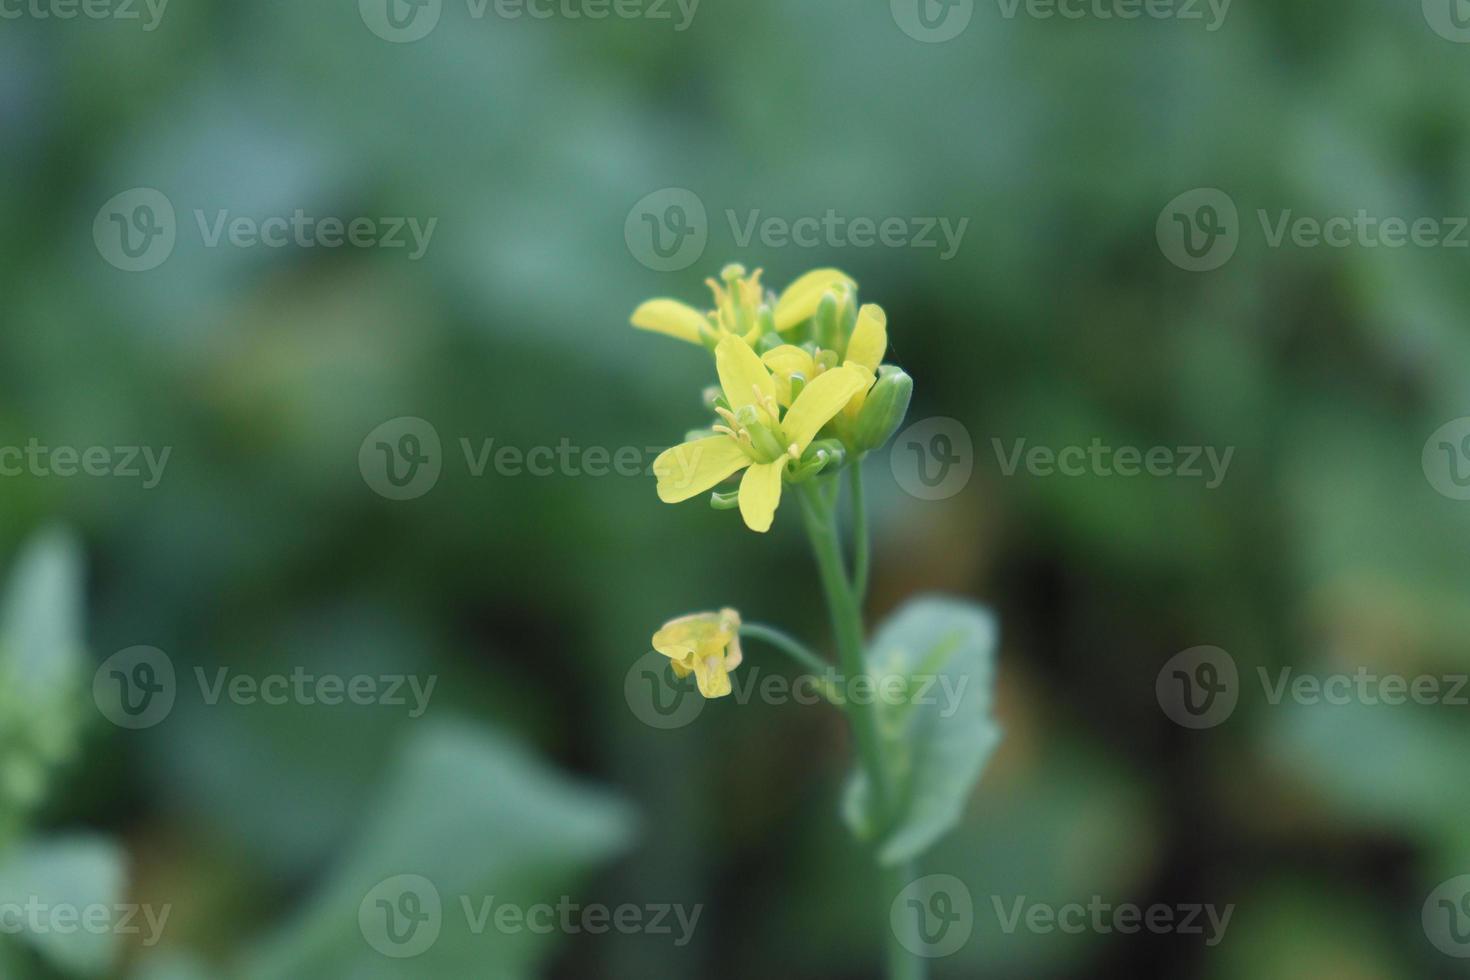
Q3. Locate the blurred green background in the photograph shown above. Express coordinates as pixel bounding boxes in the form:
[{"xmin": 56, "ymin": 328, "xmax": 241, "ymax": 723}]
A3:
[{"xmin": 3, "ymin": 0, "xmax": 1470, "ymax": 976}]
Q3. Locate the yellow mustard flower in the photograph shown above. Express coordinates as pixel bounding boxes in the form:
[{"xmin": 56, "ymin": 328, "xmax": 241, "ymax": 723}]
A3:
[
  {"xmin": 652, "ymin": 336, "xmax": 870, "ymax": 533},
  {"xmin": 631, "ymin": 264, "xmax": 855, "ymax": 349},
  {"xmin": 651, "ymin": 608, "xmax": 743, "ymax": 698},
  {"xmin": 763, "ymin": 301, "xmax": 888, "ymax": 420}
]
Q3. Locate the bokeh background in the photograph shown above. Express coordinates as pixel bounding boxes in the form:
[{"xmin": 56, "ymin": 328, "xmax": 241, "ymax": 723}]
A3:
[{"xmin": 3, "ymin": 0, "xmax": 1470, "ymax": 976}]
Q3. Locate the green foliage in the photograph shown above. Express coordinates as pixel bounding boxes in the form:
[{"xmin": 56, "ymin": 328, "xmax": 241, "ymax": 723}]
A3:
[
  {"xmin": 0, "ymin": 530, "xmax": 85, "ymax": 837},
  {"xmin": 844, "ymin": 595, "xmax": 1002, "ymax": 865},
  {"xmin": 0, "ymin": 837, "xmax": 127, "ymax": 977},
  {"xmin": 243, "ymin": 722, "xmax": 636, "ymax": 980}
]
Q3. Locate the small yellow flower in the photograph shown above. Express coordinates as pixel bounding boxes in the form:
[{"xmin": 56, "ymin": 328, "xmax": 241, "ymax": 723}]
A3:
[
  {"xmin": 762, "ymin": 297, "xmax": 888, "ymax": 419},
  {"xmin": 631, "ymin": 265, "xmax": 855, "ymax": 348},
  {"xmin": 651, "ymin": 608, "xmax": 743, "ymax": 698},
  {"xmin": 652, "ymin": 337, "xmax": 870, "ymax": 532}
]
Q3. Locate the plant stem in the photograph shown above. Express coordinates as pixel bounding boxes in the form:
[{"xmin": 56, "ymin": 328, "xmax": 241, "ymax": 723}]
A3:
[
  {"xmin": 883, "ymin": 861, "xmax": 929, "ymax": 980},
  {"xmin": 796, "ymin": 478, "xmax": 892, "ymax": 835},
  {"xmin": 849, "ymin": 458, "xmax": 870, "ymax": 603},
  {"xmin": 738, "ymin": 622, "xmax": 828, "ymax": 675}
]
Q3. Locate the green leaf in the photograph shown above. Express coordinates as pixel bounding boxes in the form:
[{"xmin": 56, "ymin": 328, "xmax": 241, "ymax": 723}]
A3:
[
  {"xmin": 0, "ymin": 836, "xmax": 127, "ymax": 977},
  {"xmin": 0, "ymin": 529, "xmax": 87, "ymax": 834},
  {"xmin": 844, "ymin": 595, "xmax": 1002, "ymax": 865},
  {"xmin": 244, "ymin": 721, "xmax": 637, "ymax": 980},
  {"xmin": 0, "ymin": 528, "xmax": 85, "ymax": 696}
]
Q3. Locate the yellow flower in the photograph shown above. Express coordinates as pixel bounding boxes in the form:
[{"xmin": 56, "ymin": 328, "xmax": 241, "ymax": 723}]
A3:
[
  {"xmin": 762, "ymin": 301, "xmax": 888, "ymax": 418},
  {"xmin": 652, "ymin": 336, "xmax": 870, "ymax": 532},
  {"xmin": 651, "ymin": 608, "xmax": 743, "ymax": 698},
  {"xmin": 631, "ymin": 265, "xmax": 855, "ymax": 348}
]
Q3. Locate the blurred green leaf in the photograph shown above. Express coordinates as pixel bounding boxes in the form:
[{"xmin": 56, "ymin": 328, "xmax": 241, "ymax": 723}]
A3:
[
  {"xmin": 845, "ymin": 595, "xmax": 1001, "ymax": 865},
  {"xmin": 243, "ymin": 721, "xmax": 637, "ymax": 980},
  {"xmin": 0, "ymin": 527, "xmax": 84, "ymax": 699},
  {"xmin": 0, "ymin": 528, "xmax": 86, "ymax": 836},
  {"xmin": 0, "ymin": 836, "xmax": 126, "ymax": 978}
]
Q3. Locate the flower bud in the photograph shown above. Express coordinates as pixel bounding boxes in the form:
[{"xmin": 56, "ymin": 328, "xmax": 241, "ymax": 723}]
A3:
[{"xmin": 852, "ymin": 366, "xmax": 912, "ymax": 453}]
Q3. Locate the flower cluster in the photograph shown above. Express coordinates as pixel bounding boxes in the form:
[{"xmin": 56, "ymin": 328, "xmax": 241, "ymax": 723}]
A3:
[
  {"xmin": 633, "ymin": 264, "xmax": 912, "ymax": 534},
  {"xmin": 635, "ymin": 265, "xmax": 914, "ymax": 700}
]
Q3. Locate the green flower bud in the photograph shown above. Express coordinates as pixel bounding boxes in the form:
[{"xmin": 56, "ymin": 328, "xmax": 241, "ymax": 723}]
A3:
[
  {"xmin": 814, "ymin": 292, "xmax": 842, "ymax": 351},
  {"xmin": 709, "ymin": 489, "xmax": 741, "ymax": 510},
  {"xmin": 853, "ymin": 366, "xmax": 913, "ymax": 454}
]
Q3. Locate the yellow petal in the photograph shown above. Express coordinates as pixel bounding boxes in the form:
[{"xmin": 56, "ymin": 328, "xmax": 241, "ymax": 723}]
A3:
[
  {"xmin": 762, "ymin": 344, "xmax": 816, "ymax": 379},
  {"xmin": 715, "ymin": 336, "xmax": 776, "ymax": 411},
  {"xmin": 762, "ymin": 345, "xmax": 817, "ymax": 406},
  {"xmin": 773, "ymin": 269, "xmax": 855, "ymax": 332},
  {"xmin": 693, "ymin": 654, "xmax": 732, "ymax": 698},
  {"xmin": 845, "ymin": 304, "xmax": 887, "ymax": 372},
  {"xmin": 654, "ymin": 436, "xmax": 751, "ymax": 503},
  {"xmin": 738, "ymin": 461, "xmax": 784, "ymax": 533},
  {"xmin": 781, "ymin": 365, "xmax": 871, "ymax": 451},
  {"xmin": 631, "ymin": 299, "xmax": 708, "ymax": 344}
]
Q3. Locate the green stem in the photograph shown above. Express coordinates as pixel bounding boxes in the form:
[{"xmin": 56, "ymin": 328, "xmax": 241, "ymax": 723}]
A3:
[
  {"xmin": 796, "ymin": 478, "xmax": 892, "ymax": 833},
  {"xmin": 738, "ymin": 622, "xmax": 828, "ymax": 675},
  {"xmin": 884, "ymin": 861, "xmax": 929, "ymax": 980},
  {"xmin": 800, "ymin": 478, "xmax": 926, "ymax": 980},
  {"xmin": 849, "ymin": 459, "xmax": 870, "ymax": 603}
]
